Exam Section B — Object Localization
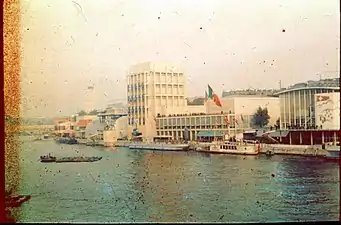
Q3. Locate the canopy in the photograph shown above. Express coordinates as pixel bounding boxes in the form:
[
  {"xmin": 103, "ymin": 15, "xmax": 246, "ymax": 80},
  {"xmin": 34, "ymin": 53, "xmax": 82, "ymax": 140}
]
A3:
[{"xmin": 196, "ymin": 130, "xmax": 224, "ymax": 137}]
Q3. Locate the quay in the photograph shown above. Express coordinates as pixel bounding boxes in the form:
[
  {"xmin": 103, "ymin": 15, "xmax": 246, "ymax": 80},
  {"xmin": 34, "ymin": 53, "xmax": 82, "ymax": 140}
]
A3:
[{"xmin": 70, "ymin": 138, "xmax": 331, "ymax": 157}]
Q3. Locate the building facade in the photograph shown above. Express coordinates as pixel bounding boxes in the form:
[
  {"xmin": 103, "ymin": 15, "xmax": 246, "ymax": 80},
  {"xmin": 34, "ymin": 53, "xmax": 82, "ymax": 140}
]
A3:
[
  {"xmin": 127, "ymin": 62, "xmax": 187, "ymax": 141},
  {"xmin": 206, "ymin": 96, "xmax": 280, "ymax": 127},
  {"xmin": 155, "ymin": 112, "xmax": 249, "ymax": 141},
  {"xmin": 315, "ymin": 92, "xmax": 340, "ymax": 130},
  {"xmin": 276, "ymin": 78, "xmax": 339, "ymax": 129}
]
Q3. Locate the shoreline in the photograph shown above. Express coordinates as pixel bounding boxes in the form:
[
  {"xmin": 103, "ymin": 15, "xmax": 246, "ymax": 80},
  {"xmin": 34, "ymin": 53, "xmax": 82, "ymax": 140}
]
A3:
[{"xmin": 69, "ymin": 139, "xmax": 333, "ymax": 158}]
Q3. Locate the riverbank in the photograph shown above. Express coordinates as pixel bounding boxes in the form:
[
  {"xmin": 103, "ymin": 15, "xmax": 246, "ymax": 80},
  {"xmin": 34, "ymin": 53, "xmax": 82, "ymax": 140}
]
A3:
[{"xmin": 73, "ymin": 139, "xmax": 330, "ymax": 157}]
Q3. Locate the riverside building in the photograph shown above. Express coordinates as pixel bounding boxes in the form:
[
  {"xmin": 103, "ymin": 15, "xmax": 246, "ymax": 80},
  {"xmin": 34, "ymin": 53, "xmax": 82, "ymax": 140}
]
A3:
[{"xmin": 127, "ymin": 62, "xmax": 187, "ymax": 141}]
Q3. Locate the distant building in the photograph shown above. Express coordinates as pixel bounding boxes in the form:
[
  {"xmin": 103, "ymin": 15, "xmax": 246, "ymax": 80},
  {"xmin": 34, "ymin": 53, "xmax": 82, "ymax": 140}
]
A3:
[
  {"xmin": 84, "ymin": 108, "xmax": 128, "ymax": 146},
  {"xmin": 155, "ymin": 112, "xmax": 242, "ymax": 141},
  {"xmin": 54, "ymin": 121, "xmax": 76, "ymax": 137},
  {"xmin": 75, "ymin": 119, "xmax": 93, "ymax": 138},
  {"xmin": 276, "ymin": 78, "xmax": 340, "ymax": 129},
  {"xmin": 222, "ymin": 89, "xmax": 280, "ymax": 98}
]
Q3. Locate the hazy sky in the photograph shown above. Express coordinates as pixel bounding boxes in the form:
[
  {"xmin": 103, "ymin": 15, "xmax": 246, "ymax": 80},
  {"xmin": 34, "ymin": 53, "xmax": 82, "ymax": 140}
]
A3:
[{"xmin": 20, "ymin": 0, "xmax": 340, "ymax": 118}]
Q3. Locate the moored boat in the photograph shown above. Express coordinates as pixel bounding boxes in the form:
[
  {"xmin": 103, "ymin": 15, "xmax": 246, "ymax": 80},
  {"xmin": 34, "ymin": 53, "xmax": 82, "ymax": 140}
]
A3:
[
  {"xmin": 55, "ymin": 156, "xmax": 102, "ymax": 163},
  {"xmin": 56, "ymin": 137, "xmax": 78, "ymax": 145},
  {"xmin": 40, "ymin": 153, "xmax": 57, "ymax": 163},
  {"xmin": 205, "ymin": 140, "xmax": 260, "ymax": 155},
  {"xmin": 324, "ymin": 142, "xmax": 340, "ymax": 159},
  {"xmin": 128, "ymin": 143, "xmax": 189, "ymax": 151}
]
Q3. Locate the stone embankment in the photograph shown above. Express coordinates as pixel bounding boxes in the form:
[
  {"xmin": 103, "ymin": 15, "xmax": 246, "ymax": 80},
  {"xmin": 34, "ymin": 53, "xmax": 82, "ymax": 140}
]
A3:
[
  {"xmin": 260, "ymin": 144, "xmax": 327, "ymax": 156},
  {"xmin": 75, "ymin": 139, "xmax": 329, "ymax": 157}
]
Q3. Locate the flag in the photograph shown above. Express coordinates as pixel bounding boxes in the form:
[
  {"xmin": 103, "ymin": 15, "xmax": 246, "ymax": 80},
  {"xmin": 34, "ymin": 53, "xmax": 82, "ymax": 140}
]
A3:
[
  {"xmin": 208, "ymin": 84, "xmax": 222, "ymax": 107},
  {"xmin": 213, "ymin": 94, "xmax": 222, "ymax": 107},
  {"xmin": 205, "ymin": 91, "xmax": 208, "ymax": 101},
  {"xmin": 224, "ymin": 116, "xmax": 230, "ymax": 125},
  {"xmin": 235, "ymin": 119, "xmax": 238, "ymax": 125},
  {"xmin": 208, "ymin": 85, "xmax": 213, "ymax": 99},
  {"xmin": 316, "ymin": 95, "xmax": 330, "ymax": 102}
]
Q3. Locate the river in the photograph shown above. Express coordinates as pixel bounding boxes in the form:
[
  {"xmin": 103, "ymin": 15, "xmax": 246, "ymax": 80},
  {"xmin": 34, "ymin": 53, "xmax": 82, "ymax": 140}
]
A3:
[{"xmin": 16, "ymin": 137, "xmax": 339, "ymax": 222}]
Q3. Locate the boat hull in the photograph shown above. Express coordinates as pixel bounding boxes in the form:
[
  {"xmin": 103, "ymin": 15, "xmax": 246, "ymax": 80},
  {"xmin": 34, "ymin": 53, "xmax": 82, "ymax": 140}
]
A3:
[
  {"xmin": 40, "ymin": 159, "xmax": 56, "ymax": 163},
  {"xmin": 128, "ymin": 143, "xmax": 189, "ymax": 151},
  {"xmin": 55, "ymin": 157, "xmax": 102, "ymax": 163},
  {"xmin": 206, "ymin": 142, "xmax": 260, "ymax": 155}
]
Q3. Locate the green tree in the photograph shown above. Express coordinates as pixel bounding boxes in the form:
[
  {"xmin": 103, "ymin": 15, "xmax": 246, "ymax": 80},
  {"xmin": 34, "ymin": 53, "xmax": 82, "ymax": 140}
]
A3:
[
  {"xmin": 251, "ymin": 107, "xmax": 270, "ymax": 128},
  {"xmin": 78, "ymin": 110, "xmax": 87, "ymax": 116},
  {"xmin": 88, "ymin": 109, "xmax": 99, "ymax": 115}
]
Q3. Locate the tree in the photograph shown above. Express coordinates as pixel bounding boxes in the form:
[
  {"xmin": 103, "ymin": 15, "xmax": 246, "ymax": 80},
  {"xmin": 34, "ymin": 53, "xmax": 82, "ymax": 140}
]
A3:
[
  {"xmin": 88, "ymin": 109, "xmax": 98, "ymax": 115},
  {"xmin": 78, "ymin": 110, "xmax": 87, "ymax": 116},
  {"xmin": 251, "ymin": 107, "xmax": 270, "ymax": 128}
]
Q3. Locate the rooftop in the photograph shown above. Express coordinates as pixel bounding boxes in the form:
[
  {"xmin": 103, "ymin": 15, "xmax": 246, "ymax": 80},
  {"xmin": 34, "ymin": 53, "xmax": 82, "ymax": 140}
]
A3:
[
  {"xmin": 275, "ymin": 78, "xmax": 340, "ymax": 95},
  {"xmin": 222, "ymin": 89, "xmax": 281, "ymax": 98}
]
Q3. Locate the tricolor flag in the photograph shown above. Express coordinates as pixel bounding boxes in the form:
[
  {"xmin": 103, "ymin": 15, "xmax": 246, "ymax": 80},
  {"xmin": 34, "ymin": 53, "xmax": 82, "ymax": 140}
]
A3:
[
  {"xmin": 205, "ymin": 91, "xmax": 208, "ymax": 101},
  {"xmin": 208, "ymin": 85, "xmax": 222, "ymax": 107}
]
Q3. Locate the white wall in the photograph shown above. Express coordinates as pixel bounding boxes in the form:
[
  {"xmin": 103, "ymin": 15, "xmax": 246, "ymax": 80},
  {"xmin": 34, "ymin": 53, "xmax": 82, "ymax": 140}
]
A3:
[
  {"xmin": 234, "ymin": 97, "xmax": 280, "ymax": 126},
  {"xmin": 206, "ymin": 96, "xmax": 280, "ymax": 126},
  {"xmin": 315, "ymin": 92, "xmax": 340, "ymax": 130},
  {"xmin": 114, "ymin": 116, "xmax": 129, "ymax": 138}
]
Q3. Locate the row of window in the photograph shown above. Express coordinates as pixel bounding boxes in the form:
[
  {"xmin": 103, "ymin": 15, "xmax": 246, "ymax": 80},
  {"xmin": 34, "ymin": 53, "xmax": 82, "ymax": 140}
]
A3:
[
  {"xmin": 128, "ymin": 107, "xmax": 147, "ymax": 114},
  {"xmin": 127, "ymin": 84, "xmax": 145, "ymax": 92},
  {"xmin": 128, "ymin": 118, "xmax": 146, "ymax": 126},
  {"xmin": 156, "ymin": 116, "xmax": 241, "ymax": 126},
  {"xmin": 127, "ymin": 95, "xmax": 145, "ymax": 102}
]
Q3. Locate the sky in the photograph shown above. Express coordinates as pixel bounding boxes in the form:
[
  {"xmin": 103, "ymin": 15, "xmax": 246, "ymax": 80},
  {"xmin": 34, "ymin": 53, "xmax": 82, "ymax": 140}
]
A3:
[{"xmin": 20, "ymin": 0, "xmax": 340, "ymax": 118}]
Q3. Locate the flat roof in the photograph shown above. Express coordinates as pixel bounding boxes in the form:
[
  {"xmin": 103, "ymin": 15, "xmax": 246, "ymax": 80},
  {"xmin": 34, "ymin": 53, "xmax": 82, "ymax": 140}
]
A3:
[{"xmin": 275, "ymin": 87, "xmax": 339, "ymax": 95}]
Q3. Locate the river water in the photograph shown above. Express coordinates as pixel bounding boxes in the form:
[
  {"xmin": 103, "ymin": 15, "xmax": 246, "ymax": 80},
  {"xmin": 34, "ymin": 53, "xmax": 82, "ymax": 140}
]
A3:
[{"xmin": 16, "ymin": 137, "xmax": 339, "ymax": 222}]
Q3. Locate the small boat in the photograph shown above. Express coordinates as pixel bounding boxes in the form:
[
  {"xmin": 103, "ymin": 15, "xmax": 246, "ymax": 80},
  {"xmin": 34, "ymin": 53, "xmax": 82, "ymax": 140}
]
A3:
[
  {"xmin": 43, "ymin": 134, "xmax": 49, "ymax": 139},
  {"xmin": 265, "ymin": 149, "xmax": 275, "ymax": 157},
  {"xmin": 40, "ymin": 153, "xmax": 56, "ymax": 163},
  {"xmin": 206, "ymin": 140, "xmax": 260, "ymax": 155},
  {"xmin": 324, "ymin": 142, "xmax": 340, "ymax": 159},
  {"xmin": 56, "ymin": 137, "xmax": 78, "ymax": 145},
  {"xmin": 55, "ymin": 156, "xmax": 102, "ymax": 163}
]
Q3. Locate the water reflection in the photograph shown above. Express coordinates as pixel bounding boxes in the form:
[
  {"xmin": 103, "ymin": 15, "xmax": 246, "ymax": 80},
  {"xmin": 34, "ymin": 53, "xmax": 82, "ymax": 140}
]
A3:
[
  {"xmin": 275, "ymin": 157, "xmax": 339, "ymax": 221},
  {"xmin": 17, "ymin": 139, "xmax": 340, "ymax": 222}
]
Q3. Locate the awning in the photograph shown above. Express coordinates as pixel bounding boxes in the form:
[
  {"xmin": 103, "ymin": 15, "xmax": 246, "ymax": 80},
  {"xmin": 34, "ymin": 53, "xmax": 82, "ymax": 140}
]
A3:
[
  {"xmin": 268, "ymin": 130, "xmax": 290, "ymax": 138},
  {"xmin": 154, "ymin": 135, "xmax": 172, "ymax": 139},
  {"xmin": 196, "ymin": 130, "xmax": 224, "ymax": 137}
]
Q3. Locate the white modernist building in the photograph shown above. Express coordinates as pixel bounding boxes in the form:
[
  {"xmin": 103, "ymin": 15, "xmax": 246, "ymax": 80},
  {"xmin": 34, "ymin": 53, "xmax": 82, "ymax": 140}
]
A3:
[
  {"xmin": 276, "ymin": 78, "xmax": 340, "ymax": 129},
  {"xmin": 127, "ymin": 62, "xmax": 188, "ymax": 141}
]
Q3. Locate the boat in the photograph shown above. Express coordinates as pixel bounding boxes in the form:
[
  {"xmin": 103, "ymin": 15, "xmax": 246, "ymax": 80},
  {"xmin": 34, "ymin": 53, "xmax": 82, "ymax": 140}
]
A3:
[
  {"xmin": 40, "ymin": 153, "xmax": 57, "ymax": 163},
  {"xmin": 128, "ymin": 142, "xmax": 189, "ymax": 151},
  {"xmin": 43, "ymin": 134, "xmax": 49, "ymax": 139},
  {"xmin": 265, "ymin": 149, "xmax": 275, "ymax": 157},
  {"xmin": 324, "ymin": 142, "xmax": 340, "ymax": 159},
  {"xmin": 206, "ymin": 140, "xmax": 260, "ymax": 155},
  {"xmin": 55, "ymin": 156, "xmax": 102, "ymax": 163},
  {"xmin": 56, "ymin": 137, "xmax": 78, "ymax": 145}
]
